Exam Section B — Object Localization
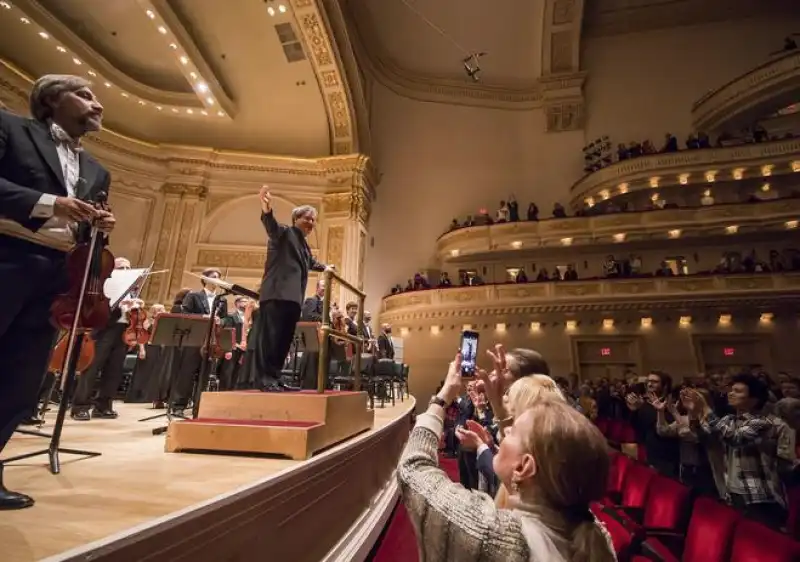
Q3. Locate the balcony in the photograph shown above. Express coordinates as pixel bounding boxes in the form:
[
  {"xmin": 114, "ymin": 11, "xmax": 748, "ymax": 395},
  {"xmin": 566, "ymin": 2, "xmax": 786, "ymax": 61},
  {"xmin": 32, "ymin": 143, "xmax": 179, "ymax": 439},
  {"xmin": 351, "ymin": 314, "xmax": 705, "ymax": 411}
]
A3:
[
  {"xmin": 435, "ymin": 198, "xmax": 800, "ymax": 263},
  {"xmin": 692, "ymin": 51, "xmax": 800, "ymax": 133},
  {"xmin": 380, "ymin": 273, "xmax": 800, "ymax": 321},
  {"xmin": 568, "ymin": 137, "xmax": 800, "ymax": 209}
]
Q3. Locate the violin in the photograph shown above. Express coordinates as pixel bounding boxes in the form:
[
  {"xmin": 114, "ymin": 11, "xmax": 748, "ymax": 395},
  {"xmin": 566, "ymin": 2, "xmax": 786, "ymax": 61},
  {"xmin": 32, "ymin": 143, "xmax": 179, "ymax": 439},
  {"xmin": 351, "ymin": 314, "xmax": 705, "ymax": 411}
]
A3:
[
  {"xmin": 49, "ymin": 191, "xmax": 115, "ymax": 371},
  {"xmin": 49, "ymin": 331, "xmax": 96, "ymax": 373},
  {"xmin": 123, "ymin": 302, "xmax": 150, "ymax": 347}
]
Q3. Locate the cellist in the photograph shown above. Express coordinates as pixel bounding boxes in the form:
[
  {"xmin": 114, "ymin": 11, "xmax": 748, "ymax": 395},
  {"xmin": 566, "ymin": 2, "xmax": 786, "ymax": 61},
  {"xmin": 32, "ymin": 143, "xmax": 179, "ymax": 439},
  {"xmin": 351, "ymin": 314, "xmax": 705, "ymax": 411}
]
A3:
[{"xmin": 0, "ymin": 74, "xmax": 116, "ymax": 510}]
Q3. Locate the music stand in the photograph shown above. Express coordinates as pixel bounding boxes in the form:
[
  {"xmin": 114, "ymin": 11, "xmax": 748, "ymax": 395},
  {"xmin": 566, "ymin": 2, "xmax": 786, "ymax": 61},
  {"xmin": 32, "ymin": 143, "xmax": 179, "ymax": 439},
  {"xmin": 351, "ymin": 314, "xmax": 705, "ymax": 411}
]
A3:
[{"xmin": 140, "ymin": 313, "xmax": 208, "ymax": 430}]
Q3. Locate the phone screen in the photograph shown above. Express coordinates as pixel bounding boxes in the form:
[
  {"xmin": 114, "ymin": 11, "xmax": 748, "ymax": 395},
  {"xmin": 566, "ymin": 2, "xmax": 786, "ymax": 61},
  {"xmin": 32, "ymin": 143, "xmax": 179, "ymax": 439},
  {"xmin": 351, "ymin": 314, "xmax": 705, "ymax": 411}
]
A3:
[{"xmin": 460, "ymin": 330, "xmax": 479, "ymax": 376}]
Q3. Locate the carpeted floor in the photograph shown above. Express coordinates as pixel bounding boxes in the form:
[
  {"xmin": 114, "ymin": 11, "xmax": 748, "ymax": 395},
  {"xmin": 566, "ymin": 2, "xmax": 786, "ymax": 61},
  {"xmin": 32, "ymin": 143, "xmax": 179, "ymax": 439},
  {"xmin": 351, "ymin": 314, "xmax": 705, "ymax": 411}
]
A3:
[{"xmin": 370, "ymin": 455, "xmax": 460, "ymax": 562}]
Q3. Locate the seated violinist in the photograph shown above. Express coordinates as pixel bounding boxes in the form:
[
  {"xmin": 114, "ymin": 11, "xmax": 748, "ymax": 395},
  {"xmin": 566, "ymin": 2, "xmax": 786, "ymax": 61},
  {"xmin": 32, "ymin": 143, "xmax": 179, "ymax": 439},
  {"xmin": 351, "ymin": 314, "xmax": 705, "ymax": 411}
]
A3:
[
  {"xmin": 71, "ymin": 257, "xmax": 134, "ymax": 421},
  {"xmin": 0, "ymin": 74, "xmax": 116, "ymax": 509}
]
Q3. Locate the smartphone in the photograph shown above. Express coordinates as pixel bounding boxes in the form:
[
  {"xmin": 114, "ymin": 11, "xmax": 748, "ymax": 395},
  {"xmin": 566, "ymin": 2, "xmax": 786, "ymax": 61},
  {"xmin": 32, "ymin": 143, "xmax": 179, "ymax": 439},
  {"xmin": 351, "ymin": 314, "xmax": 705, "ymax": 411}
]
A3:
[{"xmin": 460, "ymin": 330, "xmax": 479, "ymax": 376}]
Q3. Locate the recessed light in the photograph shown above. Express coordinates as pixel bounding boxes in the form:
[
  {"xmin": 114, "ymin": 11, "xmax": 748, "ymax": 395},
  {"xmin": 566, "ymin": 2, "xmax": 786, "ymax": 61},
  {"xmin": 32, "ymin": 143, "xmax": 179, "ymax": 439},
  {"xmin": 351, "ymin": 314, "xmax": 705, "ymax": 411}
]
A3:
[
  {"xmin": 189, "ymin": 72, "xmax": 197, "ymax": 79},
  {"xmin": 121, "ymin": 92, "xmax": 129, "ymax": 98},
  {"xmin": 206, "ymin": 97, "xmax": 214, "ymax": 105},
  {"xmin": 157, "ymin": 26, "xmax": 167, "ymax": 34},
  {"xmin": 196, "ymin": 82, "xmax": 209, "ymax": 93},
  {"xmin": 267, "ymin": 6, "xmax": 275, "ymax": 16},
  {"xmin": 169, "ymin": 43, "xmax": 178, "ymax": 50},
  {"xmin": 156, "ymin": 106, "xmax": 162, "ymax": 111},
  {"xmin": 72, "ymin": 57, "xmax": 82, "ymax": 65},
  {"xmin": 217, "ymin": 110, "xmax": 224, "ymax": 116},
  {"xmin": 38, "ymin": 31, "xmax": 49, "ymax": 39},
  {"xmin": 186, "ymin": 109, "xmax": 193, "ymax": 114},
  {"xmin": 725, "ymin": 225, "xmax": 739, "ymax": 234},
  {"xmin": 20, "ymin": 17, "xmax": 30, "ymax": 24},
  {"xmin": 104, "ymin": 82, "xmax": 111, "ymax": 87},
  {"xmin": 146, "ymin": 9, "xmax": 155, "ymax": 19},
  {"xmin": 278, "ymin": 4, "xmax": 287, "ymax": 12},
  {"xmin": 0, "ymin": 2, "xmax": 11, "ymax": 10},
  {"xmin": 56, "ymin": 46, "xmax": 66, "ymax": 53},
  {"xmin": 179, "ymin": 56, "xmax": 188, "ymax": 65},
  {"xmin": 200, "ymin": 110, "xmax": 207, "ymax": 115},
  {"xmin": 138, "ymin": 100, "xmax": 146, "ymax": 105},
  {"xmin": 87, "ymin": 70, "xmax": 96, "ymax": 77},
  {"xmin": 171, "ymin": 108, "xmax": 179, "ymax": 113}
]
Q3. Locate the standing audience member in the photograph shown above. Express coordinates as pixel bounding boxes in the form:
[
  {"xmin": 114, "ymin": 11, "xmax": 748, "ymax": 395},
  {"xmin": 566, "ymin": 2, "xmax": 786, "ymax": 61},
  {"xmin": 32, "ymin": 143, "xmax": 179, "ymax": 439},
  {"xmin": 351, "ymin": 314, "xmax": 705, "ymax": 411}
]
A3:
[{"xmin": 625, "ymin": 371, "xmax": 680, "ymax": 477}]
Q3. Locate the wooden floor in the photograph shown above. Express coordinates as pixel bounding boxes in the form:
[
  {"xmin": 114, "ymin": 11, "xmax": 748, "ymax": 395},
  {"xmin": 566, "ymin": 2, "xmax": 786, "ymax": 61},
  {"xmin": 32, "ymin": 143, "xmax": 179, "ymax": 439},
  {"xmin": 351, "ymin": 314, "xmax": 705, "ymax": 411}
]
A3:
[{"xmin": 0, "ymin": 400, "xmax": 409, "ymax": 562}]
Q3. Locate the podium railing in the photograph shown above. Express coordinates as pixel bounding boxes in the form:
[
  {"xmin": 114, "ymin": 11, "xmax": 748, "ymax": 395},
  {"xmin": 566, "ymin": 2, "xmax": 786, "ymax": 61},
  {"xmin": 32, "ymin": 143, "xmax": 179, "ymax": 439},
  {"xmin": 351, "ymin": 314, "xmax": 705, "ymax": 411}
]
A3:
[{"xmin": 317, "ymin": 269, "xmax": 367, "ymax": 393}]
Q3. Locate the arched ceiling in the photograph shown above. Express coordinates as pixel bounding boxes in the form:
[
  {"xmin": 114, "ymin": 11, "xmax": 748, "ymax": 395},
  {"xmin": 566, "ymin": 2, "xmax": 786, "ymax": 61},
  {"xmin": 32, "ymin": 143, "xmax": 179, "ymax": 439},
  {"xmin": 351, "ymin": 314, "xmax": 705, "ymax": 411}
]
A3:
[
  {"xmin": 0, "ymin": 0, "xmax": 359, "ymax": 157},
  {"xmin": 349, "ymin": 0, "xmax": 547, "ymax": 86}
]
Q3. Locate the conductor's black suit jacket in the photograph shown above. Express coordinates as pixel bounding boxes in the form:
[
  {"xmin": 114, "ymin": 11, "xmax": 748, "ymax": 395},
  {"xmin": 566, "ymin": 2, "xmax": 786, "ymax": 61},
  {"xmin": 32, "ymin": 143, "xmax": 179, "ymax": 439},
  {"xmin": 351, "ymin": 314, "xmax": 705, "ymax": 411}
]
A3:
[
  {"xmin": 258, "ymin": 211, "xmax": 326, "ymax": 305},
  {"xmin": 0, "ymin": 110, "xmax": 110, "ymax": 234}
]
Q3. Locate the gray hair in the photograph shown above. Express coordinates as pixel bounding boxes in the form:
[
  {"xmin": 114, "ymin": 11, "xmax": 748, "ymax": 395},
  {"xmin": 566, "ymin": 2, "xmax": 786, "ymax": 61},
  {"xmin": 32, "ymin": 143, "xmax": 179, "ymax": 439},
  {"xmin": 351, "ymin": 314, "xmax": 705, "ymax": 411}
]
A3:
[
  {"xmin": 30, "ymin": 74, "xmax": 91, "ymax": 122},
  {"xmin": 291, "ymin": 205, "xmax": 317, "ymax": 222}
]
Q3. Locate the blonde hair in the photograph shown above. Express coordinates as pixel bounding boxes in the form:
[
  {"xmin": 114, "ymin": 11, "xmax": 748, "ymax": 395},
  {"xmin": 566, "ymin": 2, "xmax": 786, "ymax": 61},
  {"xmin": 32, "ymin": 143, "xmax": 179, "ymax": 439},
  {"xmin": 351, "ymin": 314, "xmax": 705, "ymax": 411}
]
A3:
[
  {"xmin": 517, "ymin": 399, "xmax": 614, "ymax": 562},
  {"xmin": 496, "ymin": 375, "xmax": 565, "ymax": 509}
]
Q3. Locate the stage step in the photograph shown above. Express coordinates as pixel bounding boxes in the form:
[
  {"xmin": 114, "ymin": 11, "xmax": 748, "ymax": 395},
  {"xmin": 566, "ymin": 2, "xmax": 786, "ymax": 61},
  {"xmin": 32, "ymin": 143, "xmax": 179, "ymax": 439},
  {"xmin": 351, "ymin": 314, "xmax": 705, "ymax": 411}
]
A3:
[{"xmin": 165, "ymin": 391, "xmax": 374, "ymax": 460}]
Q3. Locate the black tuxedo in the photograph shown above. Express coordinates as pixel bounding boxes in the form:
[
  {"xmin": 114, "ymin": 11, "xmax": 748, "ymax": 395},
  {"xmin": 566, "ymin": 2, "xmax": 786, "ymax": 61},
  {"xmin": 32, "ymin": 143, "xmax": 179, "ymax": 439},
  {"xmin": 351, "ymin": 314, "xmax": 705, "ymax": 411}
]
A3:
[
  {"xmin": 219, "ymin": 310, "xmax": 244, "ymax": 390},
  {"xmin": 0, "ymin": 111, "xmax": 111, "ymax": 455},
  {"xmin": 377, "ymin": 333, "xmax": 395, "ymax": 360},
  {"xmin": 256, "ymin": 211, "xmax": 326, "ymax": 388},
  {"xmin": 181, "ymin": 289, "xmax": 228, "ymax": 318},
  {"xmin": 300, "ymin": 295, "xmax": 324, "ymax": 322}
]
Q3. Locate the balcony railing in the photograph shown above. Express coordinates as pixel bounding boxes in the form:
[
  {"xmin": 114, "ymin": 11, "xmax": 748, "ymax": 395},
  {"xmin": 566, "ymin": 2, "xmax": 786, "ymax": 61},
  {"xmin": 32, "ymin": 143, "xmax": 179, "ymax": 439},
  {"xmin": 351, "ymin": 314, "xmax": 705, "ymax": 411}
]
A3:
[
  {"xmin": 692, "ymin": 50, "xmax": 800, "ymax": 133},
  {"xmin": 381, "ymin": 273, "xmax": 800, "ymax": 319},
  {"xmin": 568, "ymin": 137, "xmax": 800, "ymax": 209},
  {"xmin": 435, "ymin": 198, "xmax": 800, "ymax": 262}
]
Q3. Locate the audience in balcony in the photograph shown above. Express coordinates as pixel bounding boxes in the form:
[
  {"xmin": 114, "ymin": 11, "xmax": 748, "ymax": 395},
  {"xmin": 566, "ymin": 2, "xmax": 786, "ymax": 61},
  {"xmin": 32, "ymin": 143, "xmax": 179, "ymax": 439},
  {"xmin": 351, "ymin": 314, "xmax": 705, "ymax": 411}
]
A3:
[
  {"xmin": 526, "ymin": 202, "xmax": 539, "ymax": 221},
  {"xmin": 552, "ymin": 202, "xmax": 567, "ymax": 218}
]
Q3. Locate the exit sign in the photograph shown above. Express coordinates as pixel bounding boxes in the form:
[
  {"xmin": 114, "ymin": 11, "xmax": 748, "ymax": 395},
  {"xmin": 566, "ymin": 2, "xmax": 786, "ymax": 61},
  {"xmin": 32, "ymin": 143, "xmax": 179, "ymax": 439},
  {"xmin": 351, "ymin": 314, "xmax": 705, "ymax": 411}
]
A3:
[
  {"xmin": 601, "ymin": 347, "xmax": 612, "ymax": 356},
  {"xmin": 723, "ymin": 347, "xmax": 735, "ymax": 357}
]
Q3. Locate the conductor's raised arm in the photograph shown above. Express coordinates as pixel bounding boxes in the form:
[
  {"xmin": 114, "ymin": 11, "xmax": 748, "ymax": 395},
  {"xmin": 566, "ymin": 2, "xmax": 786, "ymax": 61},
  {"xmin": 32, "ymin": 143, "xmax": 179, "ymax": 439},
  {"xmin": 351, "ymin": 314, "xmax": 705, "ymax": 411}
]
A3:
[{"xmin": 259, "ymin": 185, "xmax": 286, "ymax": 239}]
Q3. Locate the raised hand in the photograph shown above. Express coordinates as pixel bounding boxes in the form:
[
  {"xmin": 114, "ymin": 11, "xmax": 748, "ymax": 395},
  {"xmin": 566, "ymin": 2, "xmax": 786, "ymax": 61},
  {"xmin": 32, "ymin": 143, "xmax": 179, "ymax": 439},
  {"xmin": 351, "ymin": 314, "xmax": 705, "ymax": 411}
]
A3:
[
  {"xmin": 465, "ymin": 419, "xmax": 493, "ymax": 447},
  {"xmin": 625, "ymin": 392, "xmax": 644, "ymax": 410},
  {"xmin": 259, "ymin": 184, "xmax": 272, "ymax": 213},
  {"xmin": 647, "ymin": 392, "xmax": 667, "ymax": 411}
]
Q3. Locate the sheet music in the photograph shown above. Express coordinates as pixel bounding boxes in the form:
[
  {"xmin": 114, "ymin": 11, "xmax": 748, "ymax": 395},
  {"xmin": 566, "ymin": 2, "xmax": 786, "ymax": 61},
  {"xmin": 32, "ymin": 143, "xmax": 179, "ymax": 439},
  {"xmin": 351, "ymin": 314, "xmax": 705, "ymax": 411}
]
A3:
[{"xmin": 104, "ymin": 268, "xmax": 148, "ymax": 304}]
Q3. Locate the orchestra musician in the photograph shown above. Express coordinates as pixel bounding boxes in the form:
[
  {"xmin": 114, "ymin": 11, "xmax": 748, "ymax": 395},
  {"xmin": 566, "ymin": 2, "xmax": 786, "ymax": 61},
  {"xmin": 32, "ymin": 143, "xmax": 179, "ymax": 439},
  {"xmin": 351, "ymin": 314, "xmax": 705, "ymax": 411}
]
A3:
[
  {"xmin": 0, "ymin": 74, "xmax": 115, "ymax": 510},
  {"xmin": 70, "ymin": 256, "xmax": 135, "ymax": 421},
  {"xmin": 257, "ymin": 186, "xmax": 332, "ymax": 392},
  {"xmin": 377, "ymin": 323, "xmax": 396, "ymax": 361},
  {"xmin": 362, "ymin": 311, "xmax": 376, "ymax": 354},
  {"xmin": 300, "ymin": 279, "xmax": 325, "ymax": 322},
  {"xmin": 219, "ymin": 296, "xmax": 248, "ymax": 390}
]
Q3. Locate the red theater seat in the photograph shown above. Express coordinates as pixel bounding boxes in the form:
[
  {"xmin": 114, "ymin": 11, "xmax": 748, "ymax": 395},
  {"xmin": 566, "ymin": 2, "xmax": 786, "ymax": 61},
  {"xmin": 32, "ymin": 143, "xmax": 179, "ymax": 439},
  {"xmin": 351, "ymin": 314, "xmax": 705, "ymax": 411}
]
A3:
[
  {"xmin": 595, "ymin": 506, "xmax": 643, "ymax": 562},
  {"xmin": 605, "ymin": 451, "xmax": 635, "ymax": 503},
  {"xmin": 616, "ymin": 464, "xmax": 657, "ymax": 519},
  {"xmin": 639, "ymin": 497, "xmax": 741, "ymax": 562},
  {"xmin": 730, "ymin": 519, "xmax": 800, "ymax": 562}
]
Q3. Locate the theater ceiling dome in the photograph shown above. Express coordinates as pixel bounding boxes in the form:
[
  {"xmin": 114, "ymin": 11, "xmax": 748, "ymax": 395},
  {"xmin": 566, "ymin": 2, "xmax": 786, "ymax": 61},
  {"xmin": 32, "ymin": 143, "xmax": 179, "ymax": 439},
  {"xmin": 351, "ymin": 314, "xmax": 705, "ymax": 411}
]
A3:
[{"xmin": 0, "ymin": 0, "xmax": 349, "ymax": 156}]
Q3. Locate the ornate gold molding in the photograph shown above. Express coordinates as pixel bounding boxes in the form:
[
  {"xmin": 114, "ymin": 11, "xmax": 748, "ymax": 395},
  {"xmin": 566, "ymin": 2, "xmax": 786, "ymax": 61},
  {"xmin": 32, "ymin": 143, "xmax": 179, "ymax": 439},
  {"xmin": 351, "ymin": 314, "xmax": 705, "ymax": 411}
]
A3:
[
  {"xmin": 692, "ymin": 51, "xmax": 800, "ymax": 132},
  {"xmin": 293, "ymin": 0, "xmax": 357, "ymax": 154},
  {"xmin": 569, "ymin": 137, "xmax": 800, "ymax": 209},
  {"xmin": 326, "ymin": 224, "xmax": 345, "ymax": 272},
  {"xmin": 436, "ymin": 198, "xmax": 800, "ymax": 261},
  {"xmin": 380, "ymin": 273, "xmax": 800, "ymax": 323}
]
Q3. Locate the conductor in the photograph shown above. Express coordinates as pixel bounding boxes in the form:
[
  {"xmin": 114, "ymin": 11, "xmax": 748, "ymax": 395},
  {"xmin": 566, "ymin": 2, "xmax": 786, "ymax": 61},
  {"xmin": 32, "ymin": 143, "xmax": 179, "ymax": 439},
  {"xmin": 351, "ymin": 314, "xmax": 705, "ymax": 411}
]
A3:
[{"xmin": 257, "ymin": 185, "xmax": 331, "ymax": 392}]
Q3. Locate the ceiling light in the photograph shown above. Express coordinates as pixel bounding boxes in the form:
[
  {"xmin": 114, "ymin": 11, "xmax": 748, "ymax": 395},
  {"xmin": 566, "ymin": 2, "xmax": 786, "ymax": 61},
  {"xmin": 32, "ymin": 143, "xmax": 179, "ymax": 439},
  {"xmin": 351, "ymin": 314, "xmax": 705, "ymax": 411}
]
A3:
[
  {"xmin": 186, "ymin": 109, "xmax": 193, "ymax": 114},
  {"xmin": 138, "ymin": 100, "xmax": 146, "ymax": 105},
  {"xmin": 725, "ymin": 225, "xmax": 738, "ymax": 234},
  {"xmin": 200, "ymin": 110, "xmax": 207, "ymax": 115},
  {"xmin": 511, "ymin": 241, "xmax": 522, "ymax": 249},
  {"xmin": 87, "ymin": 70, "xmax": 96, "ymax": 77},
  {"xmin": 20, "ymin": 17, "xmax": 30, "ymax": 24},
  {"xmin": 196, "ymin": 82, "xmax": 209, "ymax": 93},
  {"xmin": 278, "ymin": 4, "xmax": 287, "ymax": 13},
  {"xmin": 156, "ymin": 106, "xmax": 163, "ymax": 111},
  {"xmin": 0, "ymin": 2, "xmax": 10, "ymax": 9},
  {"xmin": 718, "ymin": 314, "xmax": 732, "ymax": 326},
  {"xmin": 169, "ymin": 43, "xmax": 178, "ymax": 50},
  {"xmin": 157, "ymin": 26, "xmax": 167, "ymax": 34},
  {"xmin": 641, "ymin": 317, "xmax": 652, "ymax": 328},
  {"xmin": 179, "ymin": 56, "xmax": 188, "ymax": 65},
  {"xmin": 56, "ymin": 46, "xmax": 66, "ymax": 53},
  {"xmin": 146, "ymin": 9, "xmax": 155, "ymax": 19},
  {"xmin": 104, "ymin": 81, "xmax": 111, "ymax": 87},
  {"xmin": 668, "ymin": 229, "xmax": 681, "ymax": 238},
  {"xmin": 786, "ymin": 220, "xmax": 798, "ymax": 229},
  {"xmin": 38, "ymin": 31, "xmax": 49, "ymax": 39},
  {"xmin": 760, "ymin": 312, "xmax": 774, "ymax": 323},
  {"xmin": 530, "ymin": 321, "xmax": 541, "ymax": 331},
  {"xmin": 189, "ymin": 71, "xmax": 197, "ymax": 79},
  {"xmin": 679, "ymin": 316, "xmax": 691, "ymax": 326},
  {"xmin": 450, "ymin": 249, "xmax": 459, "ymax": 257},
  {"xmin": 561, "ymin": 237, "xmax": 573, "ymax": 246},
  {"xmin": 602, "ymin": 319, "xmax": 614, "ymax": 329},
  {"xmin": 495, "ymin": 323, "xmax": 506, "ymax": 332},
  {"xmin": 171, "ymin": 108, "xmax": 179, "ymax": 113},
  {"xmin": 430, "ymin": 325, "xmax": 440, "ymax": 335},
  {"xmin": 217, "ymin": 111, "xmax": 225, "ymax": 117},
  {"xmin": 566, "ymin": 320, "xmax": 577, "ymax": 330},
  {"xmin": 462, "ymin": 324, "xmax": 472, "ymax": 331},
  {"xmin": 267, "ymin": 6, "xmax": 276, "ymax": 16},
  {"xmin": 206, "ymin": 97, "xmax": 214, "ymax": 105},
  {"xmin": 121, "ymin": 92, "xmax": 129, "ymax": 98},
  {"xmin": 613, "ymin": 233, "xmax": 625, "ymax": 242},
  {"xmin": 72, "ymin": 57, "xmax": 82, "ymax": 65}
]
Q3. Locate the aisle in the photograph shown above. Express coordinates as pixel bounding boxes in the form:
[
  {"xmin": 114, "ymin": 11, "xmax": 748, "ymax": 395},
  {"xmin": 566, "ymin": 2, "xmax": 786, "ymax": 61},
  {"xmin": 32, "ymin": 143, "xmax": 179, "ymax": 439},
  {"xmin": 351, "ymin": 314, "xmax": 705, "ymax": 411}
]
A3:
[{"xmin": 371, "ymin": 455, "xmax": 460, "ymax": 562}]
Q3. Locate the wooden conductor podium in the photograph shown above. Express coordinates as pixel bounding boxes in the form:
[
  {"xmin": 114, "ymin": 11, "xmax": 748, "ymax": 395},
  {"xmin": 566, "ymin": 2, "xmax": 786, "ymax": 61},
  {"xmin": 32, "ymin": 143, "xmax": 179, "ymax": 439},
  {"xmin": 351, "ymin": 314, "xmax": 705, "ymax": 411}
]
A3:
[{"xmin": 165, "ymin": 391, "xmax": 374, "ymax": 460}]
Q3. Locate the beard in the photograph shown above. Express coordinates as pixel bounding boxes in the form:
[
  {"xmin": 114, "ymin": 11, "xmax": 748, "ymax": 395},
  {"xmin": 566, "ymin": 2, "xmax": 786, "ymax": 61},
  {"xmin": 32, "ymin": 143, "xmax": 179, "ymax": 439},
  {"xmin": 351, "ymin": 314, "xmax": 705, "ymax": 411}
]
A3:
[{"xmin": 81, "ymin": 113, "xmax": 103, "ymax": 133}]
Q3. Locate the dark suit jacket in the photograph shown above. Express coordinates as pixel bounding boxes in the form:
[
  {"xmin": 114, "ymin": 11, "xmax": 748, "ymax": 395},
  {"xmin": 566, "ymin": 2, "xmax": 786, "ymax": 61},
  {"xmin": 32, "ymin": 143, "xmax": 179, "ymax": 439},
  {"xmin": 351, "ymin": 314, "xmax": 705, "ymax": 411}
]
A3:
[
  {"xmin": 259, "ymin": 211, "xmax": 326, "ymax": 305},
  {"xmin": 0, "ymin": 111, "xmax": 111, "ymax": 232},
  {"xmin": 181, "ymin": 290, "xmax": 228, "ymax": 318},
  {"xmin": 300, "ymin": 295, "xmax": 323, "ymax": 322},
  {"xmin": 377, "ymin": 333, "xmax": 395, "ymax": 360},
  {"xmin": 222, "ymin": 312, "xmax": 244, "ymax": 342}
]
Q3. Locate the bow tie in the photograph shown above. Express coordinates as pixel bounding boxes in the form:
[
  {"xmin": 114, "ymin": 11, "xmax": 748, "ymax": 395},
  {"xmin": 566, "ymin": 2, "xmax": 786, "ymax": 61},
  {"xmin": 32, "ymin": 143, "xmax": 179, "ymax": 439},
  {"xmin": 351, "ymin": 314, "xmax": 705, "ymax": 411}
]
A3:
[{"xmin": 50, "ymin": 123, "xmax": 83, "ymax": 153}]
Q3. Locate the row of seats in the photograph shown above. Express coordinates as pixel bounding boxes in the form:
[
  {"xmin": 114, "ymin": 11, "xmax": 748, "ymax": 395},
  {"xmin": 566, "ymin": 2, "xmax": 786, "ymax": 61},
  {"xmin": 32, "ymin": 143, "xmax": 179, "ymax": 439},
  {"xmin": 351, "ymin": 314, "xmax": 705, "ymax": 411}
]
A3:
[{"xmin": 594, "ymin": 450, "xmax": 800, "ymax": 561}]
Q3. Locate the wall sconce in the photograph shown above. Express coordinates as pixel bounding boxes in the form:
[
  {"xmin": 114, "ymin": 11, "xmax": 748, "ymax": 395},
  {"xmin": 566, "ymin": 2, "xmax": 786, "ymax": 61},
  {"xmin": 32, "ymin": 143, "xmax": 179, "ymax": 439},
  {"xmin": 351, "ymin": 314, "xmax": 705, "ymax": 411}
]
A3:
[
  {"xmin": 725, "ymin": 225, "xmax": 739, "ymax": 234},
  {"xmin": 495, "ymin": 323, "xmax": 506, "ymax": 332},
  {"xmin": 430, "ymin": 325, "xmax": 440, "ymax": 335},
  {"xmin": 602, "ymin": 318, "xmax": 614, "ymax": 329},
  {"xmin": 668, "ymin": 229, "xmax": 681, "ymax": 239},
  {"xmin": 761, "ymin": 182, "xmax": 771, "ymax": 192},
  {"xmin": 462, "ymin": 324, "xmax": 472, "ymax": 331},
  {"xmin": 585, "ymin": 197, "xmax": 595, "ymax": 207},
  {"xmin": 599, "ymin": 189, "xmax": 610, "ymax": 200},
  {"xmin": 732, "ymin": 168, "xmax": 745, "ymax": 180},
  {"xmin": 679, "ymin": 316, "xmax": 692, "ymax": 327},
  {"xmin": 759, "ymin": 312, "xmax": 773, "ymax": 324},
  {"xmin": 566, "ymin": 320, "xmax": 577, "ymax": 330},
  {"xmin": 786, "ymin": 220, "xmax": 798, "ymax": 230},
  {"xmin": 450, "ymin": 249, "xmax": 460, "ymax": 257},
  {"xmin": 530, "ymin": 321, "xmax": 541, "ymax": 332},
  {"xmin": 613, "ymin": 233, "xmax": 626, "ymax": 243},
  {"xmin": 705, "ymin": 170, "xmax": 717, "ymax": 182},
  {"xmin": 618, "ymin": 183, "xmax": 629, "ymax": 194},
  {"xmin": 761, "ymin": 164, "xmax": 773, "ymax": 177},
  {"xmin": 650, "ymin": 192, "xmax": 659, "ymax": 202},
  {"xmin": 511, "ymin": 241, "xmax": 522, "ymax": 249},
  {"xmin": 792, "ymin": 161, "xmax": 800, "ymax": 173},
  {"xmin": 641, "ymin": 317, "xmax": 653, "ymax": 328},
  {"xmin": 718, "ymin": 314, "xmax": 732, "ymax": 326},
  {"xmin": 400, "ymin": 327, "xmax": 410, "ymax": 337},
  {"xmin": 649, "ymin": 177, "xmax": 660, "ymax": 188},
  {"xmin": 678, "ymin": 173, "xmax": 689, "ymax": 185},
  {"xmin": 561, "ymin": 237, "xmax": 573, "ymax": 246}
]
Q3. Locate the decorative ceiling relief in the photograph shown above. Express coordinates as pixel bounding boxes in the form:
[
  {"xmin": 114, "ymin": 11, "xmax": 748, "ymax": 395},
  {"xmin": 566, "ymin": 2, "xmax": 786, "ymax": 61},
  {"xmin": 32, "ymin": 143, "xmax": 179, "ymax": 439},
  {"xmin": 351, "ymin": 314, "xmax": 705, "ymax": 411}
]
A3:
[{"xmin": 292, "ymin": 0, "xmax": 356, "ymax": 155}]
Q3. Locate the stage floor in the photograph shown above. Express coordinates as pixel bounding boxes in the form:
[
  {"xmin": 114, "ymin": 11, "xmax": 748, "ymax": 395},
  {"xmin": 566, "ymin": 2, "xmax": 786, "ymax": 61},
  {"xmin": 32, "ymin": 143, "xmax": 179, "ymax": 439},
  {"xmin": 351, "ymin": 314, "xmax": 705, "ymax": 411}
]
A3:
[{"xmin": 0, "ymin": 400, "xmax": 410, "ymax": 562}]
